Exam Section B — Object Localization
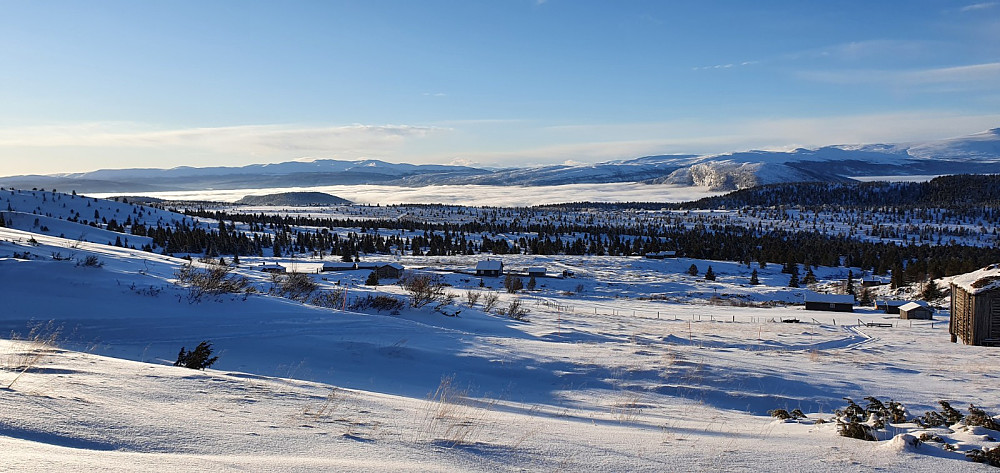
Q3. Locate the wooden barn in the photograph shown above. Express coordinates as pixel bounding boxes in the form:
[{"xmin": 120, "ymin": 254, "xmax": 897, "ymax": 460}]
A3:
[
  {"xmin": 950, "ymin": 264, "xmax": 1000, "ymax": 346},
  {"xmin": 475, "ymin": 259, "xmax": 503, "ymax": 277},
  {"xmin": 898, "ymin": 302, "xmax": 933, "ymax": 320},
  {"xmin": 804, "ymin": 293, "xmax": 855, "ymax": 312}
]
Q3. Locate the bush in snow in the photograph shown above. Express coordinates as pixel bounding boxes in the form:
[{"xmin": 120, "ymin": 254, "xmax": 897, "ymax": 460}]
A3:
[
  {"xmin": 310, "ymin": 289, "xmax": 346, "ymax": 309},
  {"xmin": 77, "ymin": 255, "xmax": 103, "ymax": 267},
  {"xmin": 175, "ymin": 263, "xmax": 253, "ymax": 301},
  {"xmin": 174, "ymin": 341, "xmax": 218, "ymax": 370},
  {"xmin": 498, "ymin": 298, "xmax": 529, "ymax": 320},
  {"xmin": 274, "ymin": 273, "xmax": 318, "ymax": 301},
  {"xmin": 401, "ymin": 274, "xmax": 446, "ymax": 308},
  {"xmin": 464, "ymin": 290, "xmax": 481, "ymax": 308},
  {"xmin": 503, "ymin": 273, "xmax": 523, "ymax": 293},
  {"xmin": 966, "ymin": 447, "xmax": 1000, "ymax": 467},
  {"xmin": 481, "ymin": 291, "xmax": 501, "ymax": 312},
  {"xmin": 349, "ymin": 294, "xmax": 404, "ymax": 314}
]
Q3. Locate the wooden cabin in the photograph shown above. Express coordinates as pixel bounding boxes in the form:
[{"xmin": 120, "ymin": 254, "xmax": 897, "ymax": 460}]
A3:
[
  {"xmin": 259, "ymin": 263, "xmax": 286, "ymax": 274},
  {"xmin": 804, "ymin": 293, "xmax": 855, "ymax": 312},
  {"xmin": 861, "ymin": 277, "xmax": 885, "ymax": 287},
  {"xmin": 644, "ymin": 251, "xmax": 677, "ymax": 259},
  {"xmin": 526, "ymin": 267, "xmax": 547, "ymax": 277},
  {"xmin": 475, "ymin": 259, "xmax": 503, "ymax": 277},
  {"xmin": 898, "ymin": 302, "xmax": 933, "ymax": 320},
  {"xmin": 374, "ymin": 263, "xmax": 404, "ymax": 280},
  {"xmin": 950, "ymin": 264, "xmax": 1000, "ymax": 346},
  {"xmin": 321, "ymin": 262, "xmax": 357, "ymax": 272},
  {"xmin": 875, "ymin": 300, "xmax": 909, "ymax": 314}
]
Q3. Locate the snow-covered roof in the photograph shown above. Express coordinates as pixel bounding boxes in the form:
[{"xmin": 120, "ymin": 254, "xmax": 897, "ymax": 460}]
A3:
[
  {"xmin": 804, "ymin": 293, "xmax": 855, "ymax": 304},
  {"xmin": 527, "ymin": 267, "xmax": 546, "ymax": 273},
  {"xmin": 952, "ymin": 264, "xmax": 1000, "ymax": 294},
  {"xmin": 322, "ymin": 262, "xmax": 356, "ymax": 269},
  {"xmin": 899, "ymin": 302, "xmax": 932, "ymax": 312},
  {"xmin": 476, "ymin": 260, "xmax": 503, "ymax": 271},
  {"xmin": 877, "ymin": 300, "xmax": 910, "ymax": 307}
]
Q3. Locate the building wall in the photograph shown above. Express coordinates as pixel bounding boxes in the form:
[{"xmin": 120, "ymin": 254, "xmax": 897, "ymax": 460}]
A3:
[{"xmin": 950, "ymin": 284, "xmax": 999, "ymax": 345}]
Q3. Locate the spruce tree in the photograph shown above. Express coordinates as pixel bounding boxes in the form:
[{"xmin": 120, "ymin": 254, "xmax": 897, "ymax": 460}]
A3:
[
  {"xmin": 788, "ymin": 272, "xmax": 799, "ymax": 288},
  {"xmin": 687, "ymin": 264, "xmax": 698, "ymax": 276},
  {"xmin": 750, "ymin": 269, "xmax": 760, "ymax": 285},
  {"xmin": 704, "ymin": 266, "xmax": 716, "ymax": 281},
  {"xmin": 366, "ymin": 271, "xmax": 379, "ymax": 286},
  {"xmin": 921, "ymin": 281, "xmax": 943, "ymax": 301}
]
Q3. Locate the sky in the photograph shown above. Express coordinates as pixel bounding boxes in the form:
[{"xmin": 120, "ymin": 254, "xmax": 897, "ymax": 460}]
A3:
[{"xmin": 1, "ymin": 0, "xmax": 999, "ymax": 176}]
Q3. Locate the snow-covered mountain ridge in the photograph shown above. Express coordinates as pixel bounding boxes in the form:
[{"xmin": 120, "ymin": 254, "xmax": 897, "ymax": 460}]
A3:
[{"xmin": 2, "ymin": 128, "xmax": 999, "ymax": 192}]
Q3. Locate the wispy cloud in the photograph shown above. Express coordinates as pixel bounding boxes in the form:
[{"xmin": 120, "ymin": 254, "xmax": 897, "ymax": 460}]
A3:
[
  {"xmin": 960, "ymin": 2, "xmax": 998, "ymax": 12},
  {"xmin": 0, "ymin": 123, "xmax": 447, "ymax": 153},
  {"xmin": 798, "ymin": 61, "xmax": 1000, "ymax": 86},
  {"xmin": 692, "ymin": 61, "xmax": 758, "ymax": 71}
]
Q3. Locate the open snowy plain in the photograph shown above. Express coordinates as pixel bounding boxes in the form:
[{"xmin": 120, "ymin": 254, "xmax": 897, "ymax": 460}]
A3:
[{"xmin": 1, "ymin": 189, "xmax": 998, "ymax": 471}]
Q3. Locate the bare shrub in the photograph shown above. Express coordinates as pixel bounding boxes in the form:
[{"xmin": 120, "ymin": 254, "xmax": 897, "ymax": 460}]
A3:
[
  {"xmin": 77, "ymin": 255, "xmax": 103, "ymax": 267},
  {"xmin": 402, "ymin": 274, "xmax": 446, "ymax": 308},
  {"xmin": 175, "ymin": 263, "xmax": 253, "ymax": 301},
  {"xmin": 499, "ymin": 298, "xmax": 529, "ymax": 320},
  {"xmin": 464, "ymin": 290, "xmax": 481, "ymax": 308},
  {"xmin": 275, "ymin": 273, "xmax": 318, "ymax": 301},
  {"xmin": 481, "ymin": 291, "xmax": 500, "ymax": 312},
  {"xmin": 311, "ymin": 290, "xmax": 346, "ymax": 309},
  {"xmin": 350, "ymin": 294, "xmax": 405, "ymax": 313}
]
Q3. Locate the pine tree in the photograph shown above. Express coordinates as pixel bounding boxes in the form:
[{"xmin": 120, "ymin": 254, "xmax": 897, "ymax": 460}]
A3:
[
  {"xmin": 859, "ymin": 288, "xmax": 873, "ymax": 306},
  {"xmin": 527, "ymin": 275, "xmax": 537, "ymax": 291},
  {"xmin": 803, "ymin": 268, "xmax": 817, "ymax": 284},
  {"xmin": 687, "ymin": 264, "xmax": 698, "ymax": 276},
  {"xmin": 845, "ymin": 270, "xmax": 856, "ymax": 295},
  {"xmin": 750, "ymin": 269, "xmax": 760, "ymax": 285},
  {"xmin": 174, "ymin": 341, "xmax": 219, "ymax": 370},
  {"xmin": 704, "ymin": 266, "xmax": 716, "ymax": 281},
  {"xmin": 921, "ymin": 280, "xmax": 943, "ymax": 301},
  {"xmin": 366, "ymin": 271, "xmax": 379, "ymax": 286},
  {"xmin": 788, "ymin": 272, "xmax": 799, "ymax": 288}
]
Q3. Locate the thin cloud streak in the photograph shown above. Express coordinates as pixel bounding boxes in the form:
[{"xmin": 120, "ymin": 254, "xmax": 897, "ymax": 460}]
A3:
[
  {"xmin": 797, "ymin": 62, "xmax": 1000, "ymax": 85},
  {"xmin": 960, "ymin": 2, "xmax": 998, "ymax": 12}
]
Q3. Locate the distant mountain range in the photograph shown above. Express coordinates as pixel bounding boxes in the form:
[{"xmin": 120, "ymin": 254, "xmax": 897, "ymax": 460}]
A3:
[{"xmin": 2, "ymin": 128, "xmax": 999, "ymax": 193}]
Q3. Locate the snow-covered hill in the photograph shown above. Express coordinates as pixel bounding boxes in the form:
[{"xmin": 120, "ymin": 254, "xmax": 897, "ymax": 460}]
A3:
[{"xmin": 3, "ymin": 128, "xmax": 1000, "ymax": 193}]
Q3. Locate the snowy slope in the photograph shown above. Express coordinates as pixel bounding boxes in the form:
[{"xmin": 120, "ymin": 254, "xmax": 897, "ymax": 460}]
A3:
[{"xmin": 2, "ymin": 191, "xmax": 1000, "ymax": 470}]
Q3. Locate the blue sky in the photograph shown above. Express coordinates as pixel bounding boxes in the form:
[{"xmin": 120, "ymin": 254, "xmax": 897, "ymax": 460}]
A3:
[{"xmin": 1, "ymin": 0, "xmax": 998, "ymax": 175}]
